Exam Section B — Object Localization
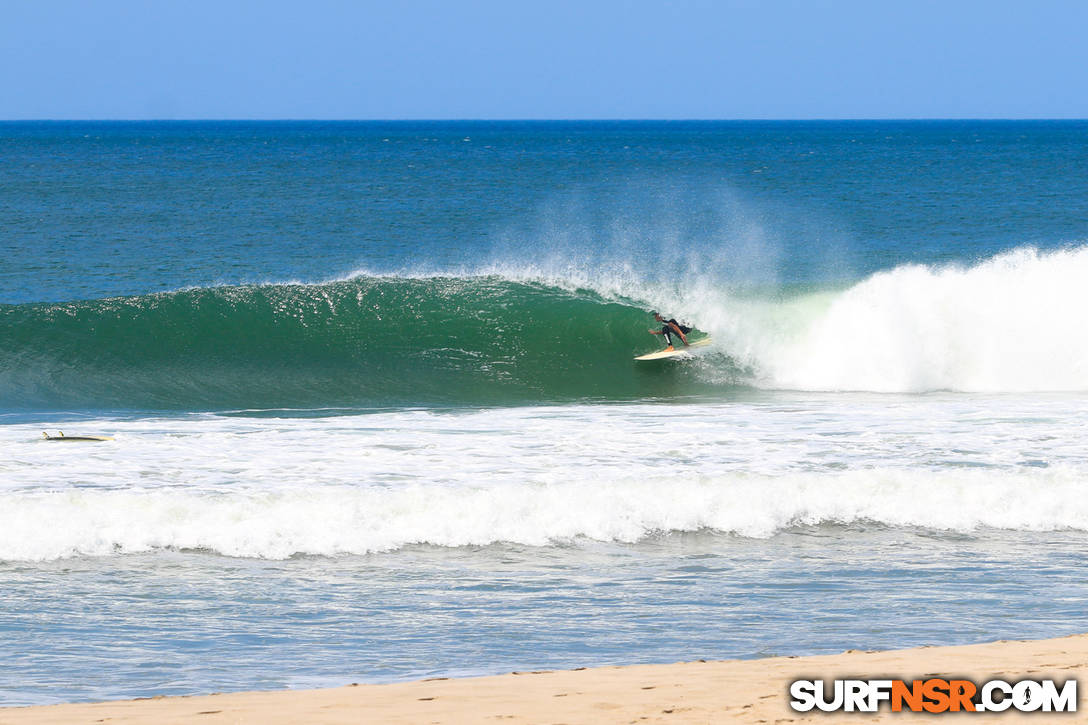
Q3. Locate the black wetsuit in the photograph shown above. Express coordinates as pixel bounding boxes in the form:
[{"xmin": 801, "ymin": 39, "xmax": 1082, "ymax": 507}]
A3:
[{"xmin": 661, "ymin": 318, "xmax": 692, "ymax": 346}]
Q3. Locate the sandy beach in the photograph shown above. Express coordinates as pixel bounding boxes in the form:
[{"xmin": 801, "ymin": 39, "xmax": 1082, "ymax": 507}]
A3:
[{"xmin": 2, "ymin": 634, "xmax": 1083, "ymax": 724}]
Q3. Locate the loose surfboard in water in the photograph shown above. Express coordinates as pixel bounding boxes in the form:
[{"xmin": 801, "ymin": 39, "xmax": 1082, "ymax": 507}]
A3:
[
  {"xmin": 42, "ymin": 431, "xmax": 114, "ymax": 442},
  {"xmin": 634, "ymin": 337, "xmax": 712, "ymax": 361}
]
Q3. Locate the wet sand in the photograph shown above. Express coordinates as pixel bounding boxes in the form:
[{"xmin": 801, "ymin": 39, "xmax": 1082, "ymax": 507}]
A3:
[{"xmin": 2, "ymin": 634, "xmax": 1085, "ymax": 724}]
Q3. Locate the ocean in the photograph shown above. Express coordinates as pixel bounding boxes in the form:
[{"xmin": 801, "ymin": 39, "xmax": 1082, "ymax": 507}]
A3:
[{"xmin": 3, "ymin": 120, "xmax": 1088, "ymax": 705}]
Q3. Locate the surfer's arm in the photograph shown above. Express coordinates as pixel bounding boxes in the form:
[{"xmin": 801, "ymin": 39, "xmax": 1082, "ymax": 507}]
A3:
[
  {"xmin": 669, "ymin": 322, "xmax": 689, "ymax": 345},
  {"xmin": 648, "ymin": 328, "xmax": 662, "ymax": 335}
]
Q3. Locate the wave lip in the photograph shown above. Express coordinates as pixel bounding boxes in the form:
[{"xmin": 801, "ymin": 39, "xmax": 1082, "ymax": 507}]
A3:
[{"xmin": 3, "ymin": 467, "xmax": 1085, "ymax": 562}]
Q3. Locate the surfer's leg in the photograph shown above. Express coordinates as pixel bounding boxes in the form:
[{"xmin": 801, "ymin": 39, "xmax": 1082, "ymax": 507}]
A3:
[{"xmin": 661, "ymin": 325, "xmax": 674, "ymax": 349}]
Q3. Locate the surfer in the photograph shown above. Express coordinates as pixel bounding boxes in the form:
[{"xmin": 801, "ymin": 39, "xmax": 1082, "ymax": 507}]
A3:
[{"xmin": 648, "ymin": 312, "xmax": 692, "ymax": 352}]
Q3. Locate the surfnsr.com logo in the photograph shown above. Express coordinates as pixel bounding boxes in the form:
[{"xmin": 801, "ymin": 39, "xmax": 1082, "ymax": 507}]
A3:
[{"xmin": 789, "ymin": 678, "xmax": 1077, "ymax": 713}]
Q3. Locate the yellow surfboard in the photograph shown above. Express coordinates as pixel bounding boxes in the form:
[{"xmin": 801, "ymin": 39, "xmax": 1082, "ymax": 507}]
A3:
[{"xmin": 634, "ymin": 336, "xmax": 712, "ymax": 361}]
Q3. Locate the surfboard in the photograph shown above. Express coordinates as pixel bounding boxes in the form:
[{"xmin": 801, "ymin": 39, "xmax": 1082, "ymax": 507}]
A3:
[
  {"xmin": 634, "ymin": 337, "xmax": 712, "ymax": 361},
  {"xmin": 42, "ymin": 432, "xmax": 114, "ymax": 442}
]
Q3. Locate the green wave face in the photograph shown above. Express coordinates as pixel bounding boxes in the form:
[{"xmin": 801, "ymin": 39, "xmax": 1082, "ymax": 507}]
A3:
[{"xmin": 1, "ymin": 277, "xmax": 720, "ymax": 411}]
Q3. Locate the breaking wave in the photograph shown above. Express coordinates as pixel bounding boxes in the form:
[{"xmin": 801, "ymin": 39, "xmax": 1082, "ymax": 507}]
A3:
[{"xmin": 4, "ymin": 245, "xmax": 1088, "ymax": 411}]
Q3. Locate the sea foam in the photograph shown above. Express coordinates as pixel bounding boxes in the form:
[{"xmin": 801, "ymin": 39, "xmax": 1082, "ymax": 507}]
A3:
[
  {"xmin": 2, "ymin": 465, "xmax": 1086, "ymax": 562},
  {"xmin": 629, "ymin": 246, "xmax": 1088, "ymax": 393}
]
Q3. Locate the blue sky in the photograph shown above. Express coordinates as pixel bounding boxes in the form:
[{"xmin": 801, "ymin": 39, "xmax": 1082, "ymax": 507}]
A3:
[{"xmin": 2, "ymin": 0, "xmax": 1086, "ymax": 119}]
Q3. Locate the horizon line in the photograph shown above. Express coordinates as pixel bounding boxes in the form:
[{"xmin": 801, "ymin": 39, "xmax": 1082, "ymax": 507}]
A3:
[{"xmin": 3, "ymin": 117, "xmax": 1088, "ymax": 123}]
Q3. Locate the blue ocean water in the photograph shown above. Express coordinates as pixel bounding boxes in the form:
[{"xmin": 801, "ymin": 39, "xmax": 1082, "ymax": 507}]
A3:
[
  {"xmin": 3, "ymin": 121, "xmax": 1088, "ymax": 705},
  {"xmin": 6, "ymin": 121, "xmax": 1088, "ymax": 304}
]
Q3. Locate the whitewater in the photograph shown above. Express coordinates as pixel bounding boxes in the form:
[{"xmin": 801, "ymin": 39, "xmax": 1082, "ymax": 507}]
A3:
[{"xmin": 3, "ymin": 393, "xmax": 1088, "ymax": 561}]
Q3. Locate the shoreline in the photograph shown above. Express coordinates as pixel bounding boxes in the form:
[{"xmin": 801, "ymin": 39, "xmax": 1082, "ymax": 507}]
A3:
[{"xmin": 2, "ymin": 634, "xmax": 1085, "ymax": 724}]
